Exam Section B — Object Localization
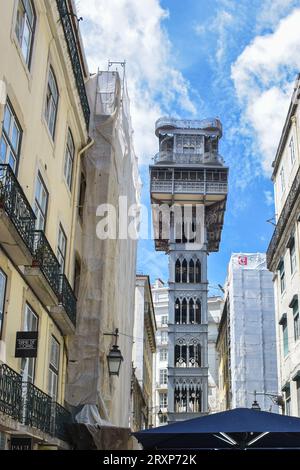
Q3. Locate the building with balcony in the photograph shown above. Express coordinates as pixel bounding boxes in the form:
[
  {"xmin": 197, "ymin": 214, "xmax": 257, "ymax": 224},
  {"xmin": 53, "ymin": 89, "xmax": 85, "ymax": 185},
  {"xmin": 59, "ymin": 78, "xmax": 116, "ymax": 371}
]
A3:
[
  {"xmin": 207, "ymin": 295, "xmax": 222, "ymax": 413},
  {"xmin": 267, "ymin": 75, "xmax": 300, "ymax": 417},
  {"xmin": 150, "ymin": 117, "xmax": 228, "ymax": 424},
  {"xmin": 131, "ymin": 275, "xmax": 156, "ymax": 431},
  {"xmin": 0, "ymin": 0, "xmax": 90, "ymax": 449},
  {"xmin": 217, "ymin": 253, "xmax": 278, "ymax": 412}
]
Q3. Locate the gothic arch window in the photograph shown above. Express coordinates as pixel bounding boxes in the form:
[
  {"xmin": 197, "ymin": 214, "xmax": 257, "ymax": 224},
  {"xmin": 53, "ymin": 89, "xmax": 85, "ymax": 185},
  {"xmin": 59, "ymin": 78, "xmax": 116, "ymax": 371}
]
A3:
[
  {"xmin": 182, "ymin": 298, "xmax": 187, "ymax": 324},
  {"xmin": 195, "ymin": 299, "xmax": 201, "ymax": 324},
  {"xmin": 189, "ymin": 298, "xmax": 195, "ymax": 323},
  {"xmin": 189, "ymin": 259, "xmax": 194, "ymax": 283},
  {"xmin": 175, "ymin": 259, "xmax": 181, "ymax": 283},
  {"xmin": 174, "ymin": 383, "xmax": 202, "ymax": 413},
  {"xmin": 182, "ymin": 259, "xmax": 187, "ymax": 283},
  {"xmin": 189, "ymin": 341, "xmax": 201, "ymax": 367},
  {"xmin": 175, "ymin": 298, "xmax": 181, "ymax": 324},
  {"xmin": 195, "ymin": 260, "xmax": 201, "ymax": 283},
  {"xmin": 175, "ymin": 339, "xmax": 187, "ymax": 367}
]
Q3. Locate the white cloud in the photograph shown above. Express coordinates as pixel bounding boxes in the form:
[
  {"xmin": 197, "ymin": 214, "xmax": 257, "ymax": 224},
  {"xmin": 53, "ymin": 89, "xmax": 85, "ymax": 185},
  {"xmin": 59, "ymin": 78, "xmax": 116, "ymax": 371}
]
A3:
[
  {"xmin": 231, "ymin": 8, "xmax": 300, "ymax": 175},
  {"xmin": 264, "ymin": 190, "xmax": 274, "ymax": 206},
  {"xmin": 77, "ymin": 0, "xmax": 197, "ymax": 163},
  {"xmin": 256, "ymin": 0, "xmax": 299, "ymax": 31}
]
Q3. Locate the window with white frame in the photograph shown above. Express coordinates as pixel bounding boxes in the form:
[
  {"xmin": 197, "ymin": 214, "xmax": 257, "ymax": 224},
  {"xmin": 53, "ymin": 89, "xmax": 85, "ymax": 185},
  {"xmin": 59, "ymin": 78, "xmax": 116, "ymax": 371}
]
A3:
[
  {"xmin": 280, "ymin": 167, "xmax": 285, "ymax": 193},
  {"xmin": 293, "ymin": 298, "xmax": 300, "ymax": 342},
  {"xmin": 290, "ymin": 237, "xmax": 297, "ymax": 274},
  {"xmin": 34, "ymin": 173, "xmax": 48, "ymax": 231},
  {"xmin": 161, "ymin": 331, "xmax": 168, "ymax": 344},
  {"xmin": 48, "ymin": 336, "xmax": 60, "ymax": 401},
  {"xmin": 15, "ymin": 0, "xmax": 36, "ymax": 67},
  {"xmin": 20, "ymin": 303, "xmax": 38, "ymax": 384},
  {"xmin": 159, "ymin": 348, "xmax": 168, "ymax": 361},
  {"xmin": 0, "ymin": 270, "xmax": 7, "ymax": 338},
  {"xmin": 282, "ymin": 318, "xmax": 288, "ymax": 357},
  {"xmin": 64, "ymin": 129, "xmax": 75, "ymax": 189},
  {"xmin": 285, "ymin": 386, "xmax": 291, "ymax": 416},
  {"xmin": 159, "ymin": 369, "xmax": 167, "ymax": 385},
  {"xmin": 279, "ymin": 260, "xmax": 285, "ymax": 294},
  {"xmin": 0, "ymin": 100, "xmax": 22, "ymax": 172},
  {"xmin": 289, "ymin": 137, "xmax": 296, "ymax": 165},
  {"xmin": 161, "ymin": 315, "xmax": 168, "ymax": 326},
  {"xmin": 57, "ymin": 224, "xmax": 67, "ymax": 274},
  {"xmin": 45, "ymin": 67, "xmax": 59, "ymax": 139},
  {"xmin": 159, "ymin": 392, "xmax": 168, "ymax": 408}
]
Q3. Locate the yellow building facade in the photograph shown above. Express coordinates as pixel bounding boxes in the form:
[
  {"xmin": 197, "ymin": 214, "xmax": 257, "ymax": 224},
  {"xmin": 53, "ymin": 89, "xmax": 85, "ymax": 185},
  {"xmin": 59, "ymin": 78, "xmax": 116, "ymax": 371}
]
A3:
[{"xmin": 0, "ymin": 0, "xmax": 90, "ymax": 449}]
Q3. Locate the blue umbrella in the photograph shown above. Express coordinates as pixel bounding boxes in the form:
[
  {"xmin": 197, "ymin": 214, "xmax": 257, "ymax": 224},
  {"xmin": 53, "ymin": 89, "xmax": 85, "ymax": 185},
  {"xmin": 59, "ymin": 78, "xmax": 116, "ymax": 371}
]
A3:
[{"xmin": 134, "ymin": 408, "xmax": 300, "ymax": 449}]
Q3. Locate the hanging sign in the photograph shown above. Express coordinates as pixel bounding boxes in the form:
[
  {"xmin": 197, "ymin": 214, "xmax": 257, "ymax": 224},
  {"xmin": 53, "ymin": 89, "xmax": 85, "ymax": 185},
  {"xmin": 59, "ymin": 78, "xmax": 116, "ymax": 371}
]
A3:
[{"xmin": 15, "ymin": 331, "xmax": 38, "ymax": 358}]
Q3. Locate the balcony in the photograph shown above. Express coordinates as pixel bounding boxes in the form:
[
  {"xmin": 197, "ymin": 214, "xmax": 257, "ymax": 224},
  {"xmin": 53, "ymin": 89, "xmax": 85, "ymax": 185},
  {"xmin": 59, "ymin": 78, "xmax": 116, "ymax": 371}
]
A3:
[
  {"xmin": 151, "ymin": 179, "xmax": 228, "ymax": 195},
  {"xmin": 50, "ymin": 274, "xmax": 77, "ymax": 334},
  {"xmin": 0, "ymin": 364, "xmax": 71, "ymax": 443},
  {"xmin": 23, "ymin": 231, "xmax": 61, "ymax": 306},
  {"xmin": 56, "ymin": 0, "xmax": 90, "ymax": 130},
  {"xmin": 0, "ymin": 164, "xmax": 36, "ymax": 265},
  {"xmin": 267, "ymin": 165, "xmax": 300, "ymax": 270},
  {"xmin": 153, "ymin": 150, "xmax": 224, "ymax": 166}
]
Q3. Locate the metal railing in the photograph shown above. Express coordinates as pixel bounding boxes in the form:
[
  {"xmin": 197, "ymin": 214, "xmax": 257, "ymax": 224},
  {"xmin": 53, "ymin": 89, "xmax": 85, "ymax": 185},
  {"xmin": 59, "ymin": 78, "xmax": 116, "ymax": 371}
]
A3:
[
  {"xmin": 56, "ymin": 0, "xmax": 90, "ymax": 129},
  {"xmin": 59, "ymin": 274, "xmax": 77, "ymax": 327},
  {"xmin": 32, "ymin": 231, "xmax": 61, "ymax": 298},
  {"xmin": 151, "ymin": 179, "xmax": 227, "ymax": 194},
  {"xmin": 0, "ymin": 164, "xmax": 36, "ymax": 253},
  {"xmin": 0, "ymin": 366, "xmax": 72, "ymax": 441},
  {"xmin": 0, "ymin": 364, "xmax": 22, "ymax": 421},
  {"xmin": 267, "ymin": 165, "xmax": 300, "ymax": 268},
  {"xmin": 153, "ymin": 151, "xmax": 224, "ymax": 165},
  {"xmin": 23, "ymin": 382, "xmax": 52, "ymax": 434}
]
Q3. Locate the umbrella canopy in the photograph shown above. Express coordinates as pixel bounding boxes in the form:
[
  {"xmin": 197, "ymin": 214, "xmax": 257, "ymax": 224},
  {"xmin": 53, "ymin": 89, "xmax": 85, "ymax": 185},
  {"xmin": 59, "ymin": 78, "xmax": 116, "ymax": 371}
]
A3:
[{"xmin": 134, "ymin": 408, "xmax": 300, "ymax": 449}]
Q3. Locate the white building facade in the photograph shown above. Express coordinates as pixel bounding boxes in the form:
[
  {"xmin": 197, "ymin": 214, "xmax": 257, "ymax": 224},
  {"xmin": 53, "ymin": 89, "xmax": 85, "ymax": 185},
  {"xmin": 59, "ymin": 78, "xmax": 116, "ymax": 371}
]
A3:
[
  {"xmin": 207, "ymin": 296, "xmax": 222, "ymax": 413},
  {"xmin": 267, "ymin": 75, "xmax": 300, "ymax": 417}
]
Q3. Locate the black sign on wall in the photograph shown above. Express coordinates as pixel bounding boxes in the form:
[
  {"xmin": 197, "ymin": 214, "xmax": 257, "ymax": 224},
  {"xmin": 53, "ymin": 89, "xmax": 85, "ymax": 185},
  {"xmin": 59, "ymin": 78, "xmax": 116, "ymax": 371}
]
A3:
[
  {"xmin": 15, "ymin": 331, "xmax": 38, "ymax": 358},
  {"xmin": 10, "ymin": 436, "xmax": 32, "ymax": 450}
]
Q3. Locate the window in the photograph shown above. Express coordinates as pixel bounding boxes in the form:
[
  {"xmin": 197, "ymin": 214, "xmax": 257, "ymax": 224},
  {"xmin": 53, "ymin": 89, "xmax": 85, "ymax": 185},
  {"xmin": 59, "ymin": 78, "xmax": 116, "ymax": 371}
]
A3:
[
  {"xmin": 280, "ymin": 167, "xmax": 285, "ymax": 193},
  {"xmin": 159, "ymin": 349, "xmax": 168, "ymax": 361},
  {"xmin": 282, "ymin": 319, "xmax": 289, "ymax": 357},
  {"xmin": 285, "ymin": 386, "xmax": 291, "ymax": 416},
  {"xmin": 289, "ymin": 137, "xmax": 296, "ymax": 165},
  {"xmin": 174, "ymin": 384, "xmax": 201, "ymax": 413},
  {"xmin": 161, "ymin": 331, "xmax": 168, "ymax": 344},
  {"xmin": 34, "ymin": 173, "xmax": 48, "ymax": 230},
  {"xmin": 161, "ymin": 315, "xmax": 168, "ymax": 326},
  {"xmin": 15, "ymin": 0, "xmax": 36, "ymax": 67},
  {"xmin": 0, "ymin": 270, "xmax": 7, "ymax": 338},
  {"xmin": 159, "ymin": 414, "xmax": 167, "ymax": 424},
  {"xmin": 279, "ymin": 260, "xmax": 285, "ymax": 294},
  {"xmin": 74, "ymin": 257, "xmax": 81, "ymax": 298},
  {"xmin": 64, "ymin": 129, "xmax": 75, "ymax": 189},
  {"xmin": 0, "ymin": 100, "xmax": 22, "ymax": 172},
  {"xmin": 57, "ymin": 224, "xmax": 67, "ymax": 274},
  {"xmin": 175, "ymin": 259, "xmax": 181, "ymax": 283},
  {"xmin": 159, "ymin": 392, "xmax": 168, "ymax": 408},
  {"xmin": 290, "ymin": 238, "xmax": 297, "ymax": 274},
  {"xmin": 159, "ymin": 369, "xmax": 167, "ymax": 385},
  {"xmin": 20, "ymin": 304, "xmax": 38, "ymax": 383},
  {"xmin": 78, "ymin": 172, "xmax": 86, "ymax": 223},
  {"xmin": 45, "ymin": 67, "xmax": 59, "ymax": 139},
  {"xmin": 297, "ymin": 380, "xmax": 300, "ymax": 417},
  {"xmin": 195, "ymin": 260, "xmax": 201, "ymax": 283},
  {"xmin": 293, "ymin": 299, "xmax": 300, "ymax": 342},
  {"xmin": 48, "ymin": 336, "xmax": 60, "ymax": 401}
]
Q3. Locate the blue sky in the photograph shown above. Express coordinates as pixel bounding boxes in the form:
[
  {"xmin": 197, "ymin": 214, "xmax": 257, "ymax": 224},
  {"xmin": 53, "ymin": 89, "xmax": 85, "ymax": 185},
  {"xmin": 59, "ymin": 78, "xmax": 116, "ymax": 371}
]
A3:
[{"xmin": 79, "ymin": 0, "xmax": 300, "ymax": 290}]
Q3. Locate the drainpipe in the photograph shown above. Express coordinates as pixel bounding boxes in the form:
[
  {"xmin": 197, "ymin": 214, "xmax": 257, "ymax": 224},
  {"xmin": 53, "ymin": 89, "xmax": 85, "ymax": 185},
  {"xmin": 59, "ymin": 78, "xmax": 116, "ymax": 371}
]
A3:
[{"xmin": 67, "ymin": 136, "xmax": 94, "ymax": 278}]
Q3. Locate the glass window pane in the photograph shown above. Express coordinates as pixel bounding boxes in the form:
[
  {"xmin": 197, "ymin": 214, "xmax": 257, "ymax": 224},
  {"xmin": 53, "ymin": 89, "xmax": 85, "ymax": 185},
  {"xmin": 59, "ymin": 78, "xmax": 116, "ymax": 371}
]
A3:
[
  {"xmin": 3, "ymin": 106, "xmax": 11, "ymax": 134},
  {"xmin": 0, "ymin": 138, "xmax": 7, "ymax": 163}
]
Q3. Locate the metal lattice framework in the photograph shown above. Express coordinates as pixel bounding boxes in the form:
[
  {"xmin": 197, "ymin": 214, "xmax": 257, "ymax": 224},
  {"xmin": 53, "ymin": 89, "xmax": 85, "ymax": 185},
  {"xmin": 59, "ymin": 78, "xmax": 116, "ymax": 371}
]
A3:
[
  {"xmin": 0, "ymin": 364, "xmax": 22, "ymax": 421},
  {"xmin": 56, "ymin": 0, "xmax": 90, "ymax": 130},
  {"xmin": 267, "ymin": 165, "xmax": 300, "ymax": 269}
]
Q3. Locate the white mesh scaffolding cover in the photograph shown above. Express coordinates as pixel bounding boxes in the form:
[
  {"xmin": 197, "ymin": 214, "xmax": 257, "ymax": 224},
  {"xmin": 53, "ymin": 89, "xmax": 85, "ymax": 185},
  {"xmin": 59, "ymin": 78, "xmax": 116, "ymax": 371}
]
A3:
[
  {"xmin": 227, "ymin": 253, "xmax": 279, "ymax": 412},
  {"xmin": 66, "ymin": 71, "xmax": 141, "ymax": 440}
]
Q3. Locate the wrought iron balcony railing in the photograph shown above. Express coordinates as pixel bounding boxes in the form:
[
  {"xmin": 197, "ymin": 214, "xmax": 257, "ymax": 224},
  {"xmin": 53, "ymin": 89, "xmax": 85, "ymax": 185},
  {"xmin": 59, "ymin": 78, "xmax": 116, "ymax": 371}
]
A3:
[
  {"xmin": 23, "ymin": 381, "xmax": 52, "ymax": 434},
  {"xmin": 0, "ymin": 363, "xmax": 22, "ymax": 421},
  {"xmin": 56, "ymin": 0, "xmax": 90, "ymax": 130},
  {"xmin": 267, "ymin": 165, "xmax": 300, "ymax": 269},
  {"xmin": 151, "ymin": 179, "xmax": 228, "ymax": 194},
  {"xmin": 32, "ymin": 231, "xmax": 61, "ymax": 298},
  {"xmin": 153, "ymin": 151, "xmax": 225, "ymax": 165},
  {"xmin": 51, "ymin": 401, "xmax": 72, "ymax": 442},
  {"xmin": 59, "ymin": 274, "xmax": 77, "ymax": 327},
  {"xmin": 0, "ymin": 164, "xmax": 36, "ymax": 253}
]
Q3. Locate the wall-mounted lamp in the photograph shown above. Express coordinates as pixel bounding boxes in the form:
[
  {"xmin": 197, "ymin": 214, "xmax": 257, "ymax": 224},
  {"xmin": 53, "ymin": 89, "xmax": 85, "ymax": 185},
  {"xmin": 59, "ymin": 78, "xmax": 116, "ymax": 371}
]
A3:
[{"xmin": 104, "ymin": 328, "xmax": 123, "ymax": 376}]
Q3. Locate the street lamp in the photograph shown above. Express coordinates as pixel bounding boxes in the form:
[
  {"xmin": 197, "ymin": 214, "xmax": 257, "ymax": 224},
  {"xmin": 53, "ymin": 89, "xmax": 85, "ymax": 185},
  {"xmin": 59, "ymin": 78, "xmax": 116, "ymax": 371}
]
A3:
[{"xmin": 105, "ymin": 328, "xmax": 123, "ymax": 376}]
